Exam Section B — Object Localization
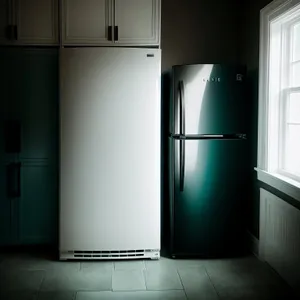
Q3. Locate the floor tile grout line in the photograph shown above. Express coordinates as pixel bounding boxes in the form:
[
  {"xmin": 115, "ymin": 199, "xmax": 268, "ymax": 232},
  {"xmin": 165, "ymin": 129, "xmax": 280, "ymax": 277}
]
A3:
[
  {"xmin": 176, "ymin": 269, "xmax": 189, "ymax": 299},
  {"xmin": 143, "ymin": 288, "xmax": 185, "ymax": 291},
  {"xmin": 143, "ymin": 268, "xmax": 149, "ymax": 291},
  {"xmin": 204, "ymin": 265, "xmax": 222, "ymax": 300},
  {"xmin": 70, "ymin": 289, "xmax": 193, "ymax": 298},
  {"xmin": 111, "ymin": 288, "xmax": 148, "ymax": 292},
  {"xmin": 35, "ymin": 270, "xmax": 46, "ymax": 299},
  {"xmin": 71, "ymin": 288, "xmax": 113, "ymax": 292},
  {"xmin": 141, "ymin": 265, "xmax": 147, "ymax": 289},
  {"xmin": 111, "ymin": 266, "xmax": 113, "ymax": 292}
]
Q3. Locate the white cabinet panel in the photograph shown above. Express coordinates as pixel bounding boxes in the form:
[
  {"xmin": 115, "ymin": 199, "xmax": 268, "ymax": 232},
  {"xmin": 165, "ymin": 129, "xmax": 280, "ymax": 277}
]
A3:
[
  {"xmin": 15, "ymin": 0, "xmax": 58, "ymax": 45},
  {"xmin": 62, "ymin": 0, "xmax": 112, "ymax": 45},
  {"xmin": 114, "ymin": 0, "xmax": 160, "ymax": 45}
]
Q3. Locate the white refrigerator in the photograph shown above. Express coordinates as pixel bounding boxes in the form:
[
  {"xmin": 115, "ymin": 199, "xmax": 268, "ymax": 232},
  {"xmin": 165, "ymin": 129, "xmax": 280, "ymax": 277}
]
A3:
[{"xmin": 59, "ymin": 48, "xmax": 161, "ymax": 260}]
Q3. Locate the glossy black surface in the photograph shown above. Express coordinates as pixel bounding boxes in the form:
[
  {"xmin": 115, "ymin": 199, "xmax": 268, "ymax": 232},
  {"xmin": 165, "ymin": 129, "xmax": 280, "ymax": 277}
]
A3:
[
  {"xmin": 168, "ymin": 64, "xmax": 249, "ymax": 257},
  {"xmin": 170, "ymin": 64, "xmax": 246, "ymax": 135},
  {"xmin": 169, "ymin": 138, "xmax": 248, "ymax": 256}
]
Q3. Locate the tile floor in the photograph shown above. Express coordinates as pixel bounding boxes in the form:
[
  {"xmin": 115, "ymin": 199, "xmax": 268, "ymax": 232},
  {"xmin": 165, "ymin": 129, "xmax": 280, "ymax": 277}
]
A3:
[{"xmin": 0, "ymin": 252, "xmax": 297, "ymax": 300}]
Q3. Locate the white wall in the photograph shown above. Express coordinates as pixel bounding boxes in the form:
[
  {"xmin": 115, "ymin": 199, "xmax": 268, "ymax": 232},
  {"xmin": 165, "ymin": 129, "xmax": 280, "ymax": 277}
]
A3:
[
  {"xmin": 238, "ymin": 0, "xmax": 273, "ymax": 238},
  {"xmin": 161, "ymin": 0, "xmax": 239, "ymax": 72}
]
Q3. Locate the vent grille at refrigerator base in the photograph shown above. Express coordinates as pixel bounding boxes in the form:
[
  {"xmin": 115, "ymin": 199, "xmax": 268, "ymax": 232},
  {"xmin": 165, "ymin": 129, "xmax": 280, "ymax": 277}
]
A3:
[{"xmin": 60, "ymin": 249, "xmax": 160, "ymax": 260}]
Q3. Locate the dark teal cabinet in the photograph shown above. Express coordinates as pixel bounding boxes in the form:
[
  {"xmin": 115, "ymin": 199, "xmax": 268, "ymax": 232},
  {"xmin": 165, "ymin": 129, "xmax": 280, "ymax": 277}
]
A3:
[
  {"xmin": 17, "ymin": 51, "xmax": 58, "ymax": 160},
  {"xmin": 19, "ymin": 162, "xmax": 57, "ymax": 244},
  {"xmin": 18, "ymin": 50, "xmax": 58, "ymax": 245},
  {"xmin": 0, "ymin": 50, "xmax": 18, "ymax": 246},
  {"xmin": 0, "ymin": 49, "xmax": 58, "ymax": 246}
]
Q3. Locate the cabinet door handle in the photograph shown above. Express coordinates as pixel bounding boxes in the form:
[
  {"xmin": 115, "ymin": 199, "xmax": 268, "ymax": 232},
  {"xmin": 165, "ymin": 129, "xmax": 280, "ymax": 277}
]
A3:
[
  {"xmin": 6, "ymin": 163, "xmax": 21, "ymax": 198},
  {"xmin": 108, "ymin": 25, "xmax": 112, "ymax": 41},
  {"xmin": 14, "ymin": 25, "xmax": 18, "ymax": 40},
  {"xmin": 114, "ymin": 26, "xmax": 118, "ymax": 41}
]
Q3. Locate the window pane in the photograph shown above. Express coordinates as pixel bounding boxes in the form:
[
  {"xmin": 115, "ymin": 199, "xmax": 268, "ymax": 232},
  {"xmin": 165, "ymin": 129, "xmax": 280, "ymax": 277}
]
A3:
[
  {"xmin": 292, "ymin": 62, "xmax": 300, "ymax": 87},
  {"xmin": 293, "ymin": 23, "xmax": 300, "ymax": 62},
  {"xmin": 285, "ymin": 125, "xmax": 300, "ymax": 175},
  {"xmin": 288, "ymin": 93, "xmax": 300, "ymax": 123}
]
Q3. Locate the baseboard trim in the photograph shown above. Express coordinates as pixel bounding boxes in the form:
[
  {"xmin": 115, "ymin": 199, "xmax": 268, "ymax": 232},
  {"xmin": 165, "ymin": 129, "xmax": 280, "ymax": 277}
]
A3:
[{"xmin": 246, "ymin": 230, "xmax": 260, "ymax": 259}]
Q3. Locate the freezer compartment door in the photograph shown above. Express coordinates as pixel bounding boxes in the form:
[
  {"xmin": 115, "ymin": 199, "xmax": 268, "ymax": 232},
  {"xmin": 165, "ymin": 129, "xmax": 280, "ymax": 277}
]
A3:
[
  {"xmin": 60, "ymin": 48, "xmax": 161, "ymax": 251},
  {"xmin": 170, "ymin": 64, "xmax": 246, "ymax": 135},
  {"xmin": 170, "ymin": 138, "xmax": 249, "ymax": 256}
]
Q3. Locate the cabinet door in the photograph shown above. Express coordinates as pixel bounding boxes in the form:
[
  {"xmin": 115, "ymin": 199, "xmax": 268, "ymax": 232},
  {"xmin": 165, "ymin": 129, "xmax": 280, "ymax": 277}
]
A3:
[
  {"xmin": 15, "ymin": 49, "xmax": 58, "ymax": 245},
  {"xmin": 114, "ymin": 0, "xmax": 160, "ymax": 46},
  {"xmin": 62, "ymin": 0, "xmax": 112, "ymax": 45},
  {"xmin": 19, "ymin": 163, "xmax": 57, "ymax": 244},
  {"xmin": 15, "ymin": 0, "xmax": 58, "ymax": 45},
  {"xmin": 0, "ymin": 0, "xmax": 11, "ymax": 45},
  {"xmin": 0, "ymin": 49, "xmax": 19, "ymax": 246},
  {"xmin": 16, "ymin": 50, "xmax": 58, "ymax": 160},
  {"xmin": 0, "ymin": 50, "xmax": 11, "ymax": 245}
]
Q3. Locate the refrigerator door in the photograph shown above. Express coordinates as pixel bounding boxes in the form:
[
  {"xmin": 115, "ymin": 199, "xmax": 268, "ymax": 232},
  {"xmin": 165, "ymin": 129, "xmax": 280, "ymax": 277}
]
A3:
[
  {"xmin": 60, "ymin": 48, "xmax": 161, "ymax": 253},
  {"xmin": 169, "ymin": 137, "xmax": 248, "ymax": 256},
  {"xmin": 170, "ymin": 64, "xmax": 246, "ymax": 136}
]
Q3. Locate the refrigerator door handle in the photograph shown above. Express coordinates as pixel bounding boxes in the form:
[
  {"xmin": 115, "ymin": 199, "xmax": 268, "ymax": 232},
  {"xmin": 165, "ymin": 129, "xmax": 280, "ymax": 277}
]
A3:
[
  {"xmin": 179, "ymin": 140, "xmax": 185, "ymax": 192},
  {"xmin": 179, "ymin": 80, "xmax": 185, "ymax": 136}
]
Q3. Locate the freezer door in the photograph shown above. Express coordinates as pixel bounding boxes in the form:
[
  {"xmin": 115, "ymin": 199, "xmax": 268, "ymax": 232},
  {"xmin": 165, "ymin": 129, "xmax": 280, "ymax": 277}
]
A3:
[
  {"xmin": 170, "ymin": 64, "xmax": 246, "ymax": 135},
  {"xmin": 169, "ymin": 138, "xmax": 249, "ymax": 256},
  {"xmin": 60, "ymin": 48, "xmax": 161, "ymax": 251}
]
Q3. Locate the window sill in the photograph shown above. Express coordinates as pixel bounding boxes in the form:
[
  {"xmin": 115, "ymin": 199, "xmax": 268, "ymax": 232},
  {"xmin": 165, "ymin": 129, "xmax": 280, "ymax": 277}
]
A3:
[{"xmin": 255, "ymin": 168, "xmax": 300, "ymax": 202}]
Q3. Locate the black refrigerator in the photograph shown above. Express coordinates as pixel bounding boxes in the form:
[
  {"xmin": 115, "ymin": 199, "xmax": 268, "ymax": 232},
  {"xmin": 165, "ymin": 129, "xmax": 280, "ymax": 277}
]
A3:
[{"xmin": 168, "ymin": 64, "xmax": 249, "ymax": 257}]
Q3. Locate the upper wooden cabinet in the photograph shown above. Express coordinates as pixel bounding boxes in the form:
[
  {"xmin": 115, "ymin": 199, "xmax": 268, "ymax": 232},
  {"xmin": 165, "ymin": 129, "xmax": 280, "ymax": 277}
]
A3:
[
  {"xmin": 62, "ymin": 0, "xmax": 161, "ymax": 46},
  {"xmin": 0, "ymin": 0, "xmax": 58, "ymax": 45},
  {"xmin": 62, "ymin": 0, "xmax": 112, "ymax": 45},
  {"xmin": 15, "ymin": 0, "xmax": 58, "ymax": 45},
  {"xmin": 0, "ymin": 0, "xmax": 12, "ymax": 44},
  {"xmin": 114, "ymin": 0, "xmax": 160, "ymax": 46},
  {"xmin": 0, "ymin": 0, "xmax": 161, "ymax": 47}
]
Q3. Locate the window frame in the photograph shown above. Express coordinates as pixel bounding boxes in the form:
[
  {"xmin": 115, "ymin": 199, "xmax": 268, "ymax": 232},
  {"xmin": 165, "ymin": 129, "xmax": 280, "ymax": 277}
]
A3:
[
  {"xmin": 258, "ymin": 0, "xmax": 300, "ymax": 185},
  {"xmin": 278, "ymin": 18, "xmax": 300, "ymax": 180}
]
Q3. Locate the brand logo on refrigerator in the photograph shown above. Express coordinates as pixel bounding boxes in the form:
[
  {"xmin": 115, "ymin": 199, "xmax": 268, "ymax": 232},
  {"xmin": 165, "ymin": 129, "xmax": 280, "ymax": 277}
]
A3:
[{"xmin": 202, "ymin": 77, "xmax": 221, "ymax": 82}]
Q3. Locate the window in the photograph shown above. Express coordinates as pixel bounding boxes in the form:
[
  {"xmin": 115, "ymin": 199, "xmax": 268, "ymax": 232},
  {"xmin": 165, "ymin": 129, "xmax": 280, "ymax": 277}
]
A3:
[
  {"xmin": 258, "ymin": 0, "xmax": 300, "ymax": 185},
  {"xmin": 283, "ymin": 22, "xmax": 300, "ymax": 177}
]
